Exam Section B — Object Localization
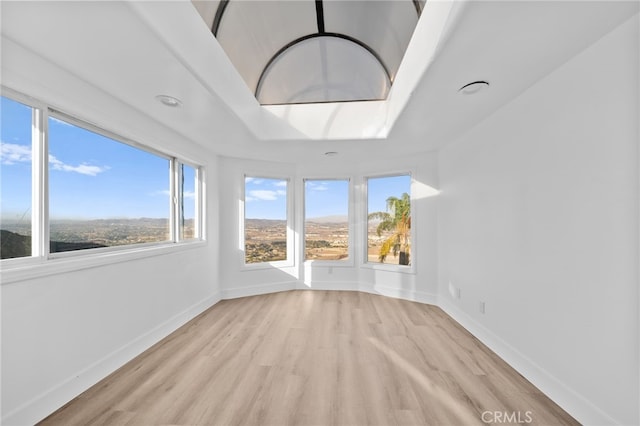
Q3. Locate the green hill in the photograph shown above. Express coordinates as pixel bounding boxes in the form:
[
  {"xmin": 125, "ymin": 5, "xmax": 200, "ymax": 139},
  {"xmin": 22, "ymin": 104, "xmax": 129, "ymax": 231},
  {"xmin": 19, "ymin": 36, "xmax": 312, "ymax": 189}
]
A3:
[
  {"xmin": 1, "ymin": 229, "xmax": 107, "ymax": 259},
  {"xmin": 0, "ymin": 229, "xmax": 31, "ymax": 259}
]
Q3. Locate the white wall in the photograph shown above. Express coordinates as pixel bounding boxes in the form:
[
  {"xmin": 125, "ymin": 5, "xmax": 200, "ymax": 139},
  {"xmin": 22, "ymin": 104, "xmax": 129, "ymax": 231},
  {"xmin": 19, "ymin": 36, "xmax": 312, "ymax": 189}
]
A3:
[
  {"xmin": 1, "ymin": 245, "xmax": 220, "ymax": 425},
  {"xmin": 1, "ymin": 42, "xmax": 222, "ymax": 425},
  {"xmin": 218, "ymin": 153, "xmax": 439, "ymax": 303},
  {"xmin": 438, "ymin": 15, "xmax": 639, "ymax": 425},
  {"xmin": 4, "ymin": 6, "xmax": 637, "ymax": 426}
]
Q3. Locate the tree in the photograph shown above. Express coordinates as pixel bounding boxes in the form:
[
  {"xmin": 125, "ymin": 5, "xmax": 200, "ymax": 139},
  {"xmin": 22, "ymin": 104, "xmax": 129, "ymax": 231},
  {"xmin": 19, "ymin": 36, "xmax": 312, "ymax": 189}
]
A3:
[{"xmin": 368, "ymin": 192, "xmax": 411, "ymax": 265}]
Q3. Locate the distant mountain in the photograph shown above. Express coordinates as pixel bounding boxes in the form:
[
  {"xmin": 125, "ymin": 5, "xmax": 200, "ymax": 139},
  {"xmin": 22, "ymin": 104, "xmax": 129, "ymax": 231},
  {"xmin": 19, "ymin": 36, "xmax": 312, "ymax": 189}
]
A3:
[
  {"xmin": 306, "ymin": 215, "xmax": 348, "ymax": 223},
  {"xmin": 245, "ymin": 219, "xmax": 286, "ymax": 226},
  {"xmin": 49, "ymin": 218, "xmax": 169, "ymax": 225}
]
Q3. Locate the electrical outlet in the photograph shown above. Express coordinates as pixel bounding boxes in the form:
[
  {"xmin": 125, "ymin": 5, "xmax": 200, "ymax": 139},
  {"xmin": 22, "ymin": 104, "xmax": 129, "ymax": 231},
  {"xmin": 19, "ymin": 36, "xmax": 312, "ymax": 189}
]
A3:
[{"xmin": 448, "ymin": 281, "xmax": 461, "ymax": 300}]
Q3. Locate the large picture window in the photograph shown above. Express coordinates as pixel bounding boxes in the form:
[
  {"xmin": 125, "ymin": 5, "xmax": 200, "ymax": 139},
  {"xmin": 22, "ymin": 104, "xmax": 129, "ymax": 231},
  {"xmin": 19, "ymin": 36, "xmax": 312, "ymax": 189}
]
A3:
[
  {"xmin": 48, "ymin": 115, "xmax": 171, "ymax": 253},
  {"xmin": 0, "ymin": 90, "xmax": 204, "ymax": 268},
  {"xmin": 0, "ymin": 96, "xmax": 35, "ymax": 259},
  {"xmin": 304, "ymin": 179, "xmax": 349, "ymax": 261},
  {"xmin": 244, "ymin": 176, "xmax": 288, "ymax": 264},
  {"xmin": 367, "ymin": 174, "xmax": 412, "ymax": 265}
]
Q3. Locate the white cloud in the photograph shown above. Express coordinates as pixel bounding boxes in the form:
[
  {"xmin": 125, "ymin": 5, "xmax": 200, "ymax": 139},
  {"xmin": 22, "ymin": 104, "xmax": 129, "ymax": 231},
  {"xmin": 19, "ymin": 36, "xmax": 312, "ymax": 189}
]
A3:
[
  {"xmin": 273, "ymin": 180, "xmax": 288, "ymax": 187},
  {"xmin": 245, "ymin": 177, "xmax": 263, "ymax": 185},
  {"xmin": 246, "ymin": 189, "xmax": 284, "ymax": 201},
  {"xmin": 1, "ymin": 142, "xmax": 31, "ymax": 165},
  {"xmin": 2, "ymin": 142, "xmax": 108, "ymax": 176},
  {"xmin": 307, "ymin": 181, "xmax": 329, "ymax": 191},
  {"xmin": 49, "ymin": 155, "xmax": 109, "ymax": 176},
  {"xmin": 183, "ymin": 190, "xmax": 196, "ymax": 199}
]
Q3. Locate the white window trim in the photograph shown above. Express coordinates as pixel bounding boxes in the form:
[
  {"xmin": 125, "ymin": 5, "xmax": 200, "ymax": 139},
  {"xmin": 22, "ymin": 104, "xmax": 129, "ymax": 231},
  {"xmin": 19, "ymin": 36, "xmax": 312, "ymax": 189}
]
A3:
[
  {"xmin": 0, "ymin": 87, "xmax": 206, "ymax": 277},
  {"xmin": 362, "ymin": 172, "xmax": 416, "ymax": 274},
  {"xmin": 175, "ymin": 160, "xmax": 204, "ymax": 242},
  {"xmin": 241, "ymin": 173, "xmax": 294, "ymax": 270},
  {"xmin": 302, "ymin": 177, "xmax": 355, "ymax": 267}
]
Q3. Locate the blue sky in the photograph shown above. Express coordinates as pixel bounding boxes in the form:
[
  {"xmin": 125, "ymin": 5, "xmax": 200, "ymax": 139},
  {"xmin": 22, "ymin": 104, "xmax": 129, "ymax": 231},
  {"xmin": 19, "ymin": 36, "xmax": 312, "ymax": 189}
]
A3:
[
  {"xmin": 244, "ymin": 177, "xmax": 288, "ymax": 220},
  {"xmin": 0, "ymin": 97, "xmax": 32, "ymax": 223},
  {"xmin": 1, "ymin": 96, "xmax": 195, "ymax": 221},
  {"xmin": 305, "ymin": 179, "xmax": 349, "ymax": 219},
  {"xmin": 245, "ymin": 175, "xmax": 411, "ymax": 220},
  {"xmin": 367, "ymin": 174, "xmax": 411, "ymax": 214}
]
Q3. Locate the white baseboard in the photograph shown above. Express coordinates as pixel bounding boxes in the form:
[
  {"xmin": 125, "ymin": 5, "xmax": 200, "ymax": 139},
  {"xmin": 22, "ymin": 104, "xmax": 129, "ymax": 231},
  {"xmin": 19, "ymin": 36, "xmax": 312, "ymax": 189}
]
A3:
[
  {"xmin": 223, "ymin": 280, "xmax": 438, "ymax": 306},
  {"xmin": 297, "ymin": 280, "xmax": 360, "ymax": 291},
  {"xmin": 221, "ymin": 281, "xmax": 297, "ymax": 299},
  {"xmin": 10, "ymin": 283, "xmax": 613, "ymax": 426},
  {"xmin": 359, "ymin": 281, "xmax": 438, "ymax": 305},
  {"xmin": 1, "ymin": 292, "xmax": 222, "ymax": 426},
  {"xmin": 294, "ymin": 280, "xmax": 438, "ymax": 306},
  {"xmin": 438, "ymin": 298, "xmax": 620, "ymax": 426}
]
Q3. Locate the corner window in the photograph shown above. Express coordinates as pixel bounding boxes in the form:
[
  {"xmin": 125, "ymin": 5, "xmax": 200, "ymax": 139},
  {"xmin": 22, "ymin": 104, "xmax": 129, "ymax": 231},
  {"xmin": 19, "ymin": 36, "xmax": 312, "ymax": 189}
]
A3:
[
  {"xmin": 1, "ymin": 89, "xmax": 205, "ymax": 272},
  {"xmin": 0, "ymin": 96, "xmax": 35, "ymax": 259},
  {"xmin": 244, "ymin": 176, "xmax": 289, "ymax": 264},
  {"xmin": 367, "ymin": 174, "xmax": 412, "ymax": 265},
  {"xmin": 304, "ymin": 179, "xmax": 349, "ymax": 261},
  {"xmin": 48, "ymin": 115, "xmax": 171, "ymax": 253}
]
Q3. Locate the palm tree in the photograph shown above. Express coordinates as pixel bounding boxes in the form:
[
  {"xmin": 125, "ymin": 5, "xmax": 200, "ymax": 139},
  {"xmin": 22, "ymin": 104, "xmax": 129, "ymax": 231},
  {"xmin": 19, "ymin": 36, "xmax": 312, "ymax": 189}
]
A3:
[{"xmin": 368, "ymin": 192, "xmax": 411, "ymax": 265}]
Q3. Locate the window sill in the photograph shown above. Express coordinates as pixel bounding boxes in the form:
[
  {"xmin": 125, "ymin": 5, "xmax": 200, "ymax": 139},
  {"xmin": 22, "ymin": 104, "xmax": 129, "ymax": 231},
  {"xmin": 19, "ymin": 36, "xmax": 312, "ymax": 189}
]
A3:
[
  {"xmin": 303, "ymin": 259, "xmax": 355, "ymax": 268},
  {"xmin": 241, "ymin": 259, "xmax": 295, "ymax": 271},
  {"xmin": 360, "ymin": 262, "xmax": 416, "ymax": 274},
  {"xmin": 0, "ymin": 240, "xmax": 207, "ymax": 285}
]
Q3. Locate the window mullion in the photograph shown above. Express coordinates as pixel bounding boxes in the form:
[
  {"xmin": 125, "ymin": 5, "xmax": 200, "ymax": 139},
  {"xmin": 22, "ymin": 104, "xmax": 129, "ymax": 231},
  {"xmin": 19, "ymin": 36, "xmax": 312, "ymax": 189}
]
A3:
[
  {"xmin": 170, "ymin": 159, "xmax": 178, "ymax": 242},
  {"xmin": 177, "ymin": 162, "xmax": 184, "ymax": 241},
  {"xmin": 31, "ymin": 107, "xmax": 49, "ymax": 258},
  {"xmin": 194, "ymin": 167, "xmax": 202, "ymax": 240}
]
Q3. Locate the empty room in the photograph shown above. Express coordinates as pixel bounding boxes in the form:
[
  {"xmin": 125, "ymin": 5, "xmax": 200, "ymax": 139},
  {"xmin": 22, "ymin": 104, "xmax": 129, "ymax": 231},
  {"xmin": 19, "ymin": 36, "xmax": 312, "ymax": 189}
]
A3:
[{"xmin": 1, "ymin": 1, "xmax": 638, "ymax": 425}]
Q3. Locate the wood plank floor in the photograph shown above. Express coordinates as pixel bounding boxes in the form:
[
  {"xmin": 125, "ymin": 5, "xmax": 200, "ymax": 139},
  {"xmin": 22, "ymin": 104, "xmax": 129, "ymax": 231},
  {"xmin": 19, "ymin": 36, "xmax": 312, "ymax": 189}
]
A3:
[{"xmin": 40, "ymin": 290, "xmax": 579, "ymax": 426}]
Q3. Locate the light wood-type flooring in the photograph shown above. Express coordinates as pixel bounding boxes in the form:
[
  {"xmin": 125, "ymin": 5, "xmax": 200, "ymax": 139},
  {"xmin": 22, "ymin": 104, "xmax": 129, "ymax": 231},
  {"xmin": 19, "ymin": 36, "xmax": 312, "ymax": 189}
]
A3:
[{"xmin": 40, "ymin": 290, "xmax": 579, "ymax": 425}]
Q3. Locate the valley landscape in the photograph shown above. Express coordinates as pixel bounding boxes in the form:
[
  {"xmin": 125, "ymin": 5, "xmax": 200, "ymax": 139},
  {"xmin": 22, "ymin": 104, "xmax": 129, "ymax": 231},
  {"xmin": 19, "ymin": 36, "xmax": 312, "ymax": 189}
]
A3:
[
  {"xmin": 0, "ymin": 218, "xmax": 194, "ymax": 259},
  {"xmin": 1, "ymin": 217, "xmax": 404, "ymax": 264},
  {"xmin": 244, "ymin": 217, "xmax": 404, "ymax": 264}
]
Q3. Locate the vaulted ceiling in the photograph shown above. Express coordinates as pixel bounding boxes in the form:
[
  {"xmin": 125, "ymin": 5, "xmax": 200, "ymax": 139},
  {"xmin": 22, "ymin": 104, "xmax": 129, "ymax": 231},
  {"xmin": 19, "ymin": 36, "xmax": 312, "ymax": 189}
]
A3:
[
  {"xmin": 1, "ymin": 1, "xmax": 637, "ymax": 163},
  {"xmin": 194, "ymin": 0, "xmax": 423, "ymax": 105}
]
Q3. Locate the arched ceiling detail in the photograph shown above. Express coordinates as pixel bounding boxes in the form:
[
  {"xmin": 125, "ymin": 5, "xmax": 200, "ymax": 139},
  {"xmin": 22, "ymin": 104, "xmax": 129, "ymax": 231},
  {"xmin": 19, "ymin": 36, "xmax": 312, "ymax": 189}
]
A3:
[{"xmin": 199, "ymin": 0, "xmax": 423, "ymax": 105}]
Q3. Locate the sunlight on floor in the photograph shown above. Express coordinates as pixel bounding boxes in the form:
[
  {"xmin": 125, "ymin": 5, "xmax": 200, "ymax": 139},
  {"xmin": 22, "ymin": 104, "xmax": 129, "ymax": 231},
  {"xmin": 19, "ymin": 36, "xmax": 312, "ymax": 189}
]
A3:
[{"xmin": 367, "ymin": 336, "xmax": 479, "ymax": 425}]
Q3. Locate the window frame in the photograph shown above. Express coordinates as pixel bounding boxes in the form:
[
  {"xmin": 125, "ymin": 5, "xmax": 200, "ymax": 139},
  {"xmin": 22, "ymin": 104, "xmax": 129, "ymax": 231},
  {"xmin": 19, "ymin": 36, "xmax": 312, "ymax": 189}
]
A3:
[
  {"xmin": 0, "ymin": 87, "xmax": 206, "ymax": 283},
  {"xmin": 362, "ymin": 172, "xmax": 416, "ymax": 273},
  {"xmin": 302, "ymin": 177, "xmax": 354, "ymax": 267},
  {"xmin": 0, "ymin": 89, "xmax": 46, "ymax": 266},
  {"xmin": 174, "ymin": 160, "xmax": 203, "ymax": 243},
  {"xmin": 46, "ymin": 110, "xmax": 176, "ymax": 259},
  {"xmin": 241, "ymin": 173, "xmax": 294, "ymax": 269}
]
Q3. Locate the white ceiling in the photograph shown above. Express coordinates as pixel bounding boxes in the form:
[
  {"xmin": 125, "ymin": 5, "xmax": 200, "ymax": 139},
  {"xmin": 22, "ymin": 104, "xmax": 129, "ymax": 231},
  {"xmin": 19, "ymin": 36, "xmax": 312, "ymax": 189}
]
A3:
[
  {"xmin": 1, "ymin": 1, "xmax": 638, "ymax": 164},
  {"xmin": 202, "ymin": 0, "xmax": 420, "ymax": 104}
]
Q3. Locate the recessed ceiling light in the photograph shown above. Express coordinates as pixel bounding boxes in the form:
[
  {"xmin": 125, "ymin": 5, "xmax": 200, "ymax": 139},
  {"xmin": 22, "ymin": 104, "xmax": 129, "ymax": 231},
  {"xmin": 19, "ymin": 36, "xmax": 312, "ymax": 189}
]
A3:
[
  {"xmin": 458, "ymin": 81, "xmax": 490, "ymax": 95},
  {"xmin": 324, "ymin": 151, "xmax": 338, "ymax": 157},
  {"xmin": 155, "ymin": 95, "xmax": 182, "ymax": 107}
]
